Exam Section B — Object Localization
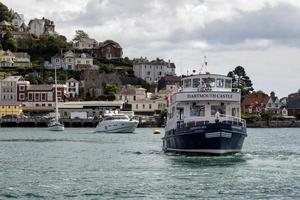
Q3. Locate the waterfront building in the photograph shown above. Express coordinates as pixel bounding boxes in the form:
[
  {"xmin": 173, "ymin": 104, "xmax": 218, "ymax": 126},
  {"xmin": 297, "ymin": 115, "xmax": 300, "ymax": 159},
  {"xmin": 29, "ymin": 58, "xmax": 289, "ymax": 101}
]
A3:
[
  {"xmin": 0, "ymin": 76, "xmax": 27, "ymax": 102},
  {"xmin": 131, "ymin": 98, "xmax": 167, "ymax": 116},
  {"xmin": 115, "ymin": 85, "xmax": 147, "ymax": 102},
  {"xmin": 287, "ymin": 94, "xmax": 300, "ymax": 117},
  {"xmin": 28, "ymin": 17, "xmax": 55, "ymax": 37},
  {"xmin": 266, "ymin": 91, "xmax": 281, "ymax": 114},
  {"xmin": 18, "ymin": 84, "xmax": 66, "ymax": 112},
  {"xmin": 0, "ymin": 102, "xmax": 22, "ymax": 117},
  {"xmin": 133, "ymin": 57, "xmax": 176, "ymax": 84},
  {"xmin": 58, "ymin": 101, "xmax": 124, "ymax": 119},
  {"xmin": 66, "ymin": 78, "xmax": 80, "ymax": 99},
  {"xmin": 242, "ymin": 91, "xmax": 269, "ymax": 114}
]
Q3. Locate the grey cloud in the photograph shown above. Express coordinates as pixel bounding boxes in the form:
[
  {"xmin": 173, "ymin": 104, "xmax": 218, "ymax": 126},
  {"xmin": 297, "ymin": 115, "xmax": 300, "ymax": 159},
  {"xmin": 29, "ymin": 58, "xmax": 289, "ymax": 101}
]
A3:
[{"xmin": 187, "ymin": 3, "xmax": 300, "ymax": 47}]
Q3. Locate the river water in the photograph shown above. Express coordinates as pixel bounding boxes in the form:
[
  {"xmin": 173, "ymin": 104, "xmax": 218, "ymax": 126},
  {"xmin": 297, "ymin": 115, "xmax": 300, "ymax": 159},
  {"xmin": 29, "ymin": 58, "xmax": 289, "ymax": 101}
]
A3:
[{"xmin": 0, "ymin": 128, "xmax": 299, "ymax": 199}]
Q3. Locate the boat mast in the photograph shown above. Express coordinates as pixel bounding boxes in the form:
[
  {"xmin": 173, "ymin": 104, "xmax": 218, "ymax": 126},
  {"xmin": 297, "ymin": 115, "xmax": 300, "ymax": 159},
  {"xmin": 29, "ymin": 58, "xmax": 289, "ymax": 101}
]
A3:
[{"xmin": 55, "ymin": 64, "xmax": 58, "ymax": 123}]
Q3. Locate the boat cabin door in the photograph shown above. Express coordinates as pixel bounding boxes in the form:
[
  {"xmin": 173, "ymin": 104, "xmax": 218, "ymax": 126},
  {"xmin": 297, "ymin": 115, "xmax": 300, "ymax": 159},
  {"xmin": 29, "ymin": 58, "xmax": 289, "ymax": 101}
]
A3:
[{"xmin": 176, "ymin": 107, "xmax": 184, "ymax": 121}]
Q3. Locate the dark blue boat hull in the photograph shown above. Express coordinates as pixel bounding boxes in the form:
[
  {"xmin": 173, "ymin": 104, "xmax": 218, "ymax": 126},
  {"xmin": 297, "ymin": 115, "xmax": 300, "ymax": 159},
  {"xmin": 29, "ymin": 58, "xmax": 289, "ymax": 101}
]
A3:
[{"xmin": 163, "ymin": 122, "xmax": 247, "ymax": 155}]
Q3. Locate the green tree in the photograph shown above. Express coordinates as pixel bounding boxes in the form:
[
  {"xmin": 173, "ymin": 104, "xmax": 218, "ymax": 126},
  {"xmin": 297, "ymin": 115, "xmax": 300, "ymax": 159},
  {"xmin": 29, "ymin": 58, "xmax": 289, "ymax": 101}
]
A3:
[
  {"xmin": 104, "ymin": 84, "xmax": 119, "ymax": 96},
  {"xmin": 1, "ymin": 32, "xmax": 17, "ymax": 51},
  {"xmin": 228, "ymin": 66, "xmax": 254, "ymax": 98},
  {"xmin": 0, "ymin": 2, "xmax": 13, "ymax": 22},
  {"xmin": 73, "ymin": 30, "xmax": 89, "ymax": 41}
]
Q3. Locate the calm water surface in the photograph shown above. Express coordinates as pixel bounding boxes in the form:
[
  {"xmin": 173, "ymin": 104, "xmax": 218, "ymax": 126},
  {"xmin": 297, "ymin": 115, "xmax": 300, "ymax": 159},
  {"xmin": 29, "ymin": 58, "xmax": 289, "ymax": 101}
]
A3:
[{"xmin": 0, "ymin": 128, "xmax": 300, "ymax": 199}]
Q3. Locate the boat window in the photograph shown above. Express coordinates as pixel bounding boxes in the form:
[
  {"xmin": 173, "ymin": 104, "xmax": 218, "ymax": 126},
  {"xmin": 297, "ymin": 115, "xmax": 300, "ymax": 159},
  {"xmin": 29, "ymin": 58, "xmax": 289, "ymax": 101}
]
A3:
[
  {"xmin": 192, "ymin": 78, "xmax": 200, "ymax": 88},
  {"xmin": 216, "ymin": 78, "xmax": 224, "ymax": 88},
  {"xmin": 232, "ymin": 108, "xmax": 239, "ymax": 117},
  {"xmin": 184, "ymin": 79, "xmax": 191, "ymax": 88},
  {"xmin": 202, "ymin": 78, "xmax": 215, "ymax": 87},
  {"xmin": 225, "ymin": 79, "xmax": 232, "ymax": 88},
  {"xmin": 190, "ymin": 104, "xmax": 205, "ymax": 117},
  {"xmin": 211, "ymin": 105, "xmax": 226, "ymax": 115}
]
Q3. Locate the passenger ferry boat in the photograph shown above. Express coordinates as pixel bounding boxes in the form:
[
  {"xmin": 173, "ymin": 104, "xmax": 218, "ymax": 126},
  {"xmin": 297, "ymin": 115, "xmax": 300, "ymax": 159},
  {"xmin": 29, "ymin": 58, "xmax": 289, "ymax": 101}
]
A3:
[{"xmin": 163, "ymin": 70, "xmax": 247, "ymax": 155}]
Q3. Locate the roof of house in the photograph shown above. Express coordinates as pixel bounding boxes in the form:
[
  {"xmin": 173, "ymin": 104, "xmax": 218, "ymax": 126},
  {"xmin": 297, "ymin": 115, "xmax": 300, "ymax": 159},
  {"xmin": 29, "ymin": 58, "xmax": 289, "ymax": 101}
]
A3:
[
  {"xmin": 2, "ymin": 76, "xmax": 24, "ymax": 82},
  {"xmin": 0, "ymin": 20, "xmax": 11, "ymax": 26},
  {"xmin": 13, "ymin": 52, "xmax": 30, "ymax": 59},
  {"xmin": 66, "ymin": 78, "xmax": 79, "ymax": 83},
  {"xmin": 287, "ymin": 97, "xmax": 300, "ymax": 109},
  {"xmin": 99, "ymin": 40, "xmax": 122, "ymax": 49},
  {"xmin": 242, "ymin": 91, "xmax": 269, "ymax": 106}
]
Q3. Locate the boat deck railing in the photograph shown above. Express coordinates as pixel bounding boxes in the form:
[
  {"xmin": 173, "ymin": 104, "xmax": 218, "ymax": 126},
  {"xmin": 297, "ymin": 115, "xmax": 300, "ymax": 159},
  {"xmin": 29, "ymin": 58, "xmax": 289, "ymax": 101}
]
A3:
[{"xmin": 177, "ymin": 114, "xmax": 246, "ymax": 129}]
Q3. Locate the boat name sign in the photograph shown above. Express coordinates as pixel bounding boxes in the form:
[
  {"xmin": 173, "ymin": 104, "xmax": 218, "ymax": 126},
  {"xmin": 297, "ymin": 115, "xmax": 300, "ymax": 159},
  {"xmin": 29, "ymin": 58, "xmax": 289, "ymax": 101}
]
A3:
[{"xmin": 174, "ymin": 92, "xmax": 240, "ymax": 102}]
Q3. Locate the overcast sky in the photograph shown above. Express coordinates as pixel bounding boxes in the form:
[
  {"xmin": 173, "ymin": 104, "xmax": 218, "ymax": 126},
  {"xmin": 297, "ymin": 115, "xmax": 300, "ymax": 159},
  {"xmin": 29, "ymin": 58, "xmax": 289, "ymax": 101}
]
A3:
[{"xmin": 3, "ymin": 0, "xmax": 300, "ymax": 97}]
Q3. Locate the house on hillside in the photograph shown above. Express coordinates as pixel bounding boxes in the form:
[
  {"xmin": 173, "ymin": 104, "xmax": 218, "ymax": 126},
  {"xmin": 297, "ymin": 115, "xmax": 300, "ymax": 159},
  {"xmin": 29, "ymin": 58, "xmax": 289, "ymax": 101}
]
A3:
[
  {"xmin": 28, "ymin": 17, "xmax": 55, "ymax": 37},
  {"xmin": 0, "ymin": 50, "xmax": 31, "ymax": 68},
  {"xmin": 0, "ymin": 76, "xmax": 27, "ymax": 102},
  {"xmin": 133, "ymin": 57, "xmax": 176, "ymax": 84},
  {"xmin": 91, "ymin": 40, "xmax": 123, "ymax": 60},
  {"xmin": 45, "ymin": 51, "xmax": 93, "ymax": 70},
  {"xmin": 73, "ymin": 38, "xmax": 98, "ymax": 50},
  {"xmin": 241, "ymin": 91, "xmax": 269, "ymax": 114},
  {"xmin": 12, "ymin": 12, "xmax": 26, "ymax": 31},
  {"xmin": 157, "ymin": 75, "xmax": 181, "ymax": 92}
]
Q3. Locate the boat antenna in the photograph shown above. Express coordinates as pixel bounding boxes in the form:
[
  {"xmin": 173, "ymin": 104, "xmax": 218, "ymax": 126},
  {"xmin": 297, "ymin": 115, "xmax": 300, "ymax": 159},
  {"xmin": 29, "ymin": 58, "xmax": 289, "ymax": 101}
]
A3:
[{"xmin": 200, "ymin": 56, "xmax": 209, "ymax": 74}]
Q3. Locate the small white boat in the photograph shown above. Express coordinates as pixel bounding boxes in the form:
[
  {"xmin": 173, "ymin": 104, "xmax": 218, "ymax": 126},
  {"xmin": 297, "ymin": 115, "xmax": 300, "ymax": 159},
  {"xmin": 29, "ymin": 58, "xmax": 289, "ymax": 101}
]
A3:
[
  {"xmin": 48, "ymin": 63, "xmax": 64, "ymax": 131},
  {"xmin": 95, "ymin": 112, "xmax": 139, "ymax": 133},
  {"xmin": 48, "ymin": 121, "xmax": 65, "ymax": 131}
]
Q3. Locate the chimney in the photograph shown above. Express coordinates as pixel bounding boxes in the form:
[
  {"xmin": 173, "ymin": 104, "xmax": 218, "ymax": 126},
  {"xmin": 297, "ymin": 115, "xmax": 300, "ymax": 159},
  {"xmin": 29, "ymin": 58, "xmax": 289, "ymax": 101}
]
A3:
[{"xmin": 270, "ymin": 91, "xmax": 275, "ymax": 97}]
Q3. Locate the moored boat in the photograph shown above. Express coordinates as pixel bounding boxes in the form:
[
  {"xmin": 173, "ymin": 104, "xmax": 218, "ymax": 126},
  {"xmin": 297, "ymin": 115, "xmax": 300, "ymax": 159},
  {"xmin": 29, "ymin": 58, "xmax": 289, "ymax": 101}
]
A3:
[{"xmin": 95, "ymin": 111, "xmax": 139, "ymax": 133}]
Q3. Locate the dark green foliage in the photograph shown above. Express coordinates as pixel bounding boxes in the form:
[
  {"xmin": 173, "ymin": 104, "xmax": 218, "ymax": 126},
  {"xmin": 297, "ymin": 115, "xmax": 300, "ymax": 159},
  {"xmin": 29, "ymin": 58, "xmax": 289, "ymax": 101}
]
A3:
[
  {"xmin": 1, "ymin": 32, "xmax": 17, "ymax": 51},
  {"xmin": 0, "ymin": 2, "xmax": 13, "ymax": 22},
  {"xmin": 228, "ymin": 66, "xmax": 254, "ymax": 99},
  {"xmin": 16, "ymin": 34, "xmax": 71, "ymax": 61},
  {"xmin": 241, "ymin": 113, "xmax": 259, "ymax": 123},
  {"xmin": 260, "ymin": 111, "xmax": 273, "ymax": 121},
  {"xmin": 155, "ymin": 109, "xmax": 167, "ymax": 127},
  {"xmin": 104, "ymin": 84, "xmax": 119, "ymax": 96}
]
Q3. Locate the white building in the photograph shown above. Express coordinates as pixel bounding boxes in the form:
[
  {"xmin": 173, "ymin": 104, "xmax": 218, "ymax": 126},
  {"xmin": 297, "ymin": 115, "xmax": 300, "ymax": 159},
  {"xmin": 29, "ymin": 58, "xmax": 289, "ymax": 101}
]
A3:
[
  {"xmin": 131, "ymin": 98, "xmax": 167, "ymax": 116},
  {"xmin": 133, "ymin": 57, "xmax": 176, "ymax": 84},
  {"xmin": 115, "ymin": 85, "xmax": 147, "ymax": 102},
  {"xmin": 46, "ymin": 51, "xmax": 93, "ymax": 70},
  {"xmin": 66, "ymin": 78, "xmax": 79, "ymax": 98},
  {"xmin": 0, "ymin": 76, "xmax": 26, "ymax": 102},
  {"xmin": 266, "ymin": 91, "xmax": 281, "ymax": 114},
  {"xmin": 12, "ymin": 12, "xmax": 25, "ymax": 30},
  {"xmin": 28, "ymin": 17, "xmax": 55, "ymax": 37}
]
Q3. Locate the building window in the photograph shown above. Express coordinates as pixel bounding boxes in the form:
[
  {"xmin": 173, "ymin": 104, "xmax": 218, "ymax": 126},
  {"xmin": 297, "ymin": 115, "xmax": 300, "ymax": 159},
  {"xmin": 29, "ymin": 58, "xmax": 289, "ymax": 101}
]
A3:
[
  {"xmin": 19, "ymin": 85, "xmax": 25, "ymax": 91},
  {"xmin": 143, "ymin": 104, "xmax": 145, "ymax": 109},
  {"xmin": 147, "ymin": 71, "xmax": 150, "ymax": 75},
  {"xmin": 42, "ymin": 104, "xmax": 45, "ymax": 107},
  {"xmin": 149, "ymin": 104, "xmax": 152, "ymax": 109},
  {"xmin": 136, "ymin": 104, "xmax": 138, "ymax": 109},
  {"xmin": 28, "ymin": 93, "xmax": 33, "ymax": 101},
  {"xmin": 41, "ymin": 93, "xmax": 46, "ymax": 101},
  {"xmin": 36, "ymin": 104, "xmax": 39, "ymax": 107},
  {"xmin": 35, "ymin": 93, "xmax": 40, "ymax": 101},
  {"xmin": 86, "ymin": 61, "xmax": 90, "ymax": 64},
  {"xmin": 48, "ymin": 104, "xmax": 52, "ymax": 107}
]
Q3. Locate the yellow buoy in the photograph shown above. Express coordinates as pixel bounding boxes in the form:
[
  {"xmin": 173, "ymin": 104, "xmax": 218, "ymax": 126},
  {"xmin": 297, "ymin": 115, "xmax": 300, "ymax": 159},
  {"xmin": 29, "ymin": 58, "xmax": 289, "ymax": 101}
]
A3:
[{"xmin": 153, "ymin": 129, "xmax": 161, "ymax": 134}]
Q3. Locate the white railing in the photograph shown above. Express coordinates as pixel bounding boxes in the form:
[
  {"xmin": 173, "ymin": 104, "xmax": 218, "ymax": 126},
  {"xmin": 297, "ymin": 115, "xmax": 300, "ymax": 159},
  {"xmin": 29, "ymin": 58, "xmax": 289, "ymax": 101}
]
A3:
[{"xmin": 176, "ymin": 114, "xmax": 246, "ymax": 129}]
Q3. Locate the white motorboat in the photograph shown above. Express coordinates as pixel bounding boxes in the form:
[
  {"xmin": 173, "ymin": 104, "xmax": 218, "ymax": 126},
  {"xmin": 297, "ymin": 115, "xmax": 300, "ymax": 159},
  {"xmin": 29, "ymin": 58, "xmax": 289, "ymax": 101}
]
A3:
[
  {"xmin": 48, "ymin": 63, "xmax": 64, "ymax": 131},
  {"xmin": 95, "ymin": 112, "xmax": 139, "ymax": 133}
]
